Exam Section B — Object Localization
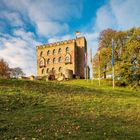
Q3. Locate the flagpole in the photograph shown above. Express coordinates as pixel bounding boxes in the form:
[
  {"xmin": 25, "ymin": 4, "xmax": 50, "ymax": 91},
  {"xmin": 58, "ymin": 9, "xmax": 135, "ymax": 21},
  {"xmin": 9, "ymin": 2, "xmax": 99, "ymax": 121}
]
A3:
[
  {"xmin": 99, "ymin": 63, "xmax": 100, "ymax": 86},
  {"xmin": 86, "ymin": 63, "xmax": 88, "ymax": 83},
  {"xmin": 84, "ymin": 51, "xmax": 87, "ymax": 81},
  {"xmin": 86, "ymin": 49, "xmax": 88, "ymax": 82},
  {"xmin": 112, "ymin": 39, "xmax": 115, "ymax": 89},
  {"xmin": 91, "ymin": 61, "xmax": 93, "ymax": 84},
  {"xmin": 90, "ymin": 48, "xmax": 93, "ymax": 84},
  {"xmin": 92, "ymin": 60, "xmax": 93, "ymax": 84},
  {"xmin": 98, "ymin": 50, "xmax": 101, "ymax": 86},
  {"xmin": 84, "ymin": 66, "xmax": 86, "ymax": 80},
  {"xmin": 112, "ymin": 66, "xmax": 115, "ymax": 88}
]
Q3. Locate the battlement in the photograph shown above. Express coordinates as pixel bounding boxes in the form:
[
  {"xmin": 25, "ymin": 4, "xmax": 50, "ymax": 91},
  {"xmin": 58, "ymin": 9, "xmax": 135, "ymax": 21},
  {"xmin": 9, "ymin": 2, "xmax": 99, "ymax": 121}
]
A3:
[{"xmin": 36, "ymin": 36, "xmax": 86, "ymax": 49}]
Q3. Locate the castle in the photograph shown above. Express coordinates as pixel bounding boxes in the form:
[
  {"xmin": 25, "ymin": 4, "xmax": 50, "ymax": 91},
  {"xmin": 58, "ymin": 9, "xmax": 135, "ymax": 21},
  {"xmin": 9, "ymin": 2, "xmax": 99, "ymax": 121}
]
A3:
[{"xmin": 36, "ymin": 36, "xmax": 89, "ymax": 79}]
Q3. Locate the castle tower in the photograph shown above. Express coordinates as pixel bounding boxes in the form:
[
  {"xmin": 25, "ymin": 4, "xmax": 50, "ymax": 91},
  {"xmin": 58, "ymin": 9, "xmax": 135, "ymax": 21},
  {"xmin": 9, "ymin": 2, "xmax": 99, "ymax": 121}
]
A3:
[{"xmin": 75, "ymin": 37, "xmax": 87, "ymax": 78}]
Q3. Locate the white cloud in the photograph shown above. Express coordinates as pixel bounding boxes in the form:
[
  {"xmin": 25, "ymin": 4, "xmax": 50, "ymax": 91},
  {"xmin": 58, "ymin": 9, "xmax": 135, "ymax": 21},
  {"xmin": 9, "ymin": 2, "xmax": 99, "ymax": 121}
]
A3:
[
  {"xmin": 94, "ymin": 5, "xmax": 117, "ymax": 31},
  {"xmin": 0, "ymin": 29, "xmax": 41, "ymax": 76},
  {"xmin": 94, "ymin": 0, "xmax": 140, "ymax": 31},
  {"xmin": 2, "ymin": 0, "xmax": 83, "ymax": 37},
  {"xmin": 110, "ymin": 0, "xmax": 140, "ymax": 29},
  {"xmin": 0, "ymin": 11, "xmax": 24, "ymax": 27},
  {"xmin": 36, "ymin": 21, "xmax": 69, "ymax": 37}
]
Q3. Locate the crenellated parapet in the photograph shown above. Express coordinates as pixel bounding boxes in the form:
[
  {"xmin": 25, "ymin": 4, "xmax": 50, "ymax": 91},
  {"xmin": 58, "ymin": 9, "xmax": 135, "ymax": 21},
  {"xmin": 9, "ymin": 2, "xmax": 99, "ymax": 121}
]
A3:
[{"xmin": 36, "ymin": 39, "xmax": 76, "ymax": 50}]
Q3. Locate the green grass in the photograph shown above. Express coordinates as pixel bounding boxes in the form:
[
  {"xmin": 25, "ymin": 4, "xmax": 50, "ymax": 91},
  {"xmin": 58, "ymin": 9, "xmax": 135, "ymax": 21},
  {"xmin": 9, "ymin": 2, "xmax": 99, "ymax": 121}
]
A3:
[{"xmin": 0, "ymin": 79, "xmax": 140, "ymax": 140}]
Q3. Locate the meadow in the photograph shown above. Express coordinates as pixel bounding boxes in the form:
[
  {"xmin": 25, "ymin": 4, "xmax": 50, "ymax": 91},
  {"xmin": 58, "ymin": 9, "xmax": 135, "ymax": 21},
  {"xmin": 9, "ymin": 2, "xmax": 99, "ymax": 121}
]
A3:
[{"xmin": 0, "ymin": 79, "xmax": 140, "ymax": 140}]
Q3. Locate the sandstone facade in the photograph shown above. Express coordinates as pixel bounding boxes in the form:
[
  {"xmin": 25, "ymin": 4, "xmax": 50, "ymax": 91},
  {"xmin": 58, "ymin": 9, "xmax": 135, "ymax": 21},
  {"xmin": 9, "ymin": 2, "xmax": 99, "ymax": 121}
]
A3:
[{"xmin": 36, "ymin": 36, "xmax": 87, "ymax": 78}]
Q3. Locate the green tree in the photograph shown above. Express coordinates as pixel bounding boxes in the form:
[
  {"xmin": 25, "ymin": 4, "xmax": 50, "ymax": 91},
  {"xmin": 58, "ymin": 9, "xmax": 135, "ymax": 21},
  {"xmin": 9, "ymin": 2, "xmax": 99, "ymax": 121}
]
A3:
[
  {"xmin": 93, "ymin": 27, "xmax": 140, "ymax": 87},
  {"xmin": 119, "ymin": 28, "xmax": 140, "ymax": 86}
]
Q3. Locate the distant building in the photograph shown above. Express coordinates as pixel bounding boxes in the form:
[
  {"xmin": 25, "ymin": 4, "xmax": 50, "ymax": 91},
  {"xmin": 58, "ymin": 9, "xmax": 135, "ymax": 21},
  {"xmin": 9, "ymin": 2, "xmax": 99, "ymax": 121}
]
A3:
[{"xmin": 36, "ymin": 36, "xmax": 90, "ymax": 79}]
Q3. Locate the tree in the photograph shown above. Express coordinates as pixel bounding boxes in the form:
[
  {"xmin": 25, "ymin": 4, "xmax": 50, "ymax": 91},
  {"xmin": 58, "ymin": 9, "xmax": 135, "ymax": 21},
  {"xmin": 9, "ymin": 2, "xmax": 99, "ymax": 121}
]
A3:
[
  {"xmin": 0, "ymin": 59, "xmax": 10, "ymax": 78},
  {"xmin": 93, "ymin": 27, "xmax": 140, "ymax": 87},
  {"xmin": 119, "ymin": 28, "xmax": 140, "ymax": 86},
  {"xmin": 93, "ymin": 29, "xmax": 116, "ymax": 79},
  {"xmin": 99, "ymin": 28, "xmax": 116, "ymax": 48},
  {"xmin": 10, "ymin": 67, "xmax": 25, "ymax": 78}
]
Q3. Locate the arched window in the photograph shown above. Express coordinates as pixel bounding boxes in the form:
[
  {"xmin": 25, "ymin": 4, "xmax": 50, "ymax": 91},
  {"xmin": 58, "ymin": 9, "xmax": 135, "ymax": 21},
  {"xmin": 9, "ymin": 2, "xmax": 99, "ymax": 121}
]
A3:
[
  {"xmin": 46, "ymin": 68, "xmax": 49, "ymax": 73},
  {"xmin": 40, "ymin": 51, "xmax": 44, "ymax": 57},
  {"xmin": 47, "ymin": 50, "xmax": 50, "ymax": 55},
  {"xmin": 58, "ymin": 57, "xmax": 62, "ymax": 62},
  {"xmin": 65, "ymin": 56, "xmax": 70, "ymax": 62},
  {"xmin": 58, "ymin": 48, "xmax": 62, "ymax": 54},
  {"xmin": 53, "ymin": 58, "xmax": 56, "ymax": 63},
  {"xmin": 39, "ymin": 58, "xmax": 45, "ymax": 67},
  {"xmin": 47, "ymin": 59, "xmax": 51, "ymax": 64},
  {"xmin": 65, "ymin": 54, "xmax": 71, "ymax": 63},
  {"xmin": 53, "ymin": 49, "xmax": 56, "ymax": 55},
  {"xmin": 42, "ymin": 69, "xmax": 45, "ymax": 75},
  {"xmin": 40, "ymin": 60, "xmax": 44, "ymax": 66},
  {"xmin": 66, "ymin": 47, "xmax": 69, "ymax": 53},
  {"xmin": 59, "ymin": 67, "xmax": 62, "ymax": 72}
]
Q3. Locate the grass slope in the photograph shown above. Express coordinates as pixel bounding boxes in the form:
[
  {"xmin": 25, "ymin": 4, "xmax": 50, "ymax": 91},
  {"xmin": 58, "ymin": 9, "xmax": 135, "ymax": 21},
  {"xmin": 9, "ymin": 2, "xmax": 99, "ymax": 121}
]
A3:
[{"xmin": 0, "ymin": 79, "xmax": 140, "ymax": 140}]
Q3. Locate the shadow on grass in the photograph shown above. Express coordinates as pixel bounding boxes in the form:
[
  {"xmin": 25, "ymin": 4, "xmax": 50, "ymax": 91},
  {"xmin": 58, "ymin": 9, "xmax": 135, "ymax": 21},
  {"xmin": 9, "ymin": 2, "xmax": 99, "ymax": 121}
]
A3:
[{"xmin": 0, "ymin": 79, "xmax": 140, "ymax": 100}]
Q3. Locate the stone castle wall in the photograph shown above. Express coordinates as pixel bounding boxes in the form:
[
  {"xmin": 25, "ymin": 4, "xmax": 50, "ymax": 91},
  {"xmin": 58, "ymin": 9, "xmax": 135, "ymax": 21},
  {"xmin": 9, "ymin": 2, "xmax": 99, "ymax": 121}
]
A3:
[{"xmin": 36, "ymin": 37, "xmax": 87, "ymax": 78}]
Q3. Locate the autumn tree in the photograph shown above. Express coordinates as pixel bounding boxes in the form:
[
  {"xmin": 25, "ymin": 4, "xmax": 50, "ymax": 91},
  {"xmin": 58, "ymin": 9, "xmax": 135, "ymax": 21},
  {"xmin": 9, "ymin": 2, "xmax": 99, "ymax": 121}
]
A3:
[
  {"xmin": 94, "ymin": 29, "xmax": 116, "ymax": 78},
  {"xmin": 93, "ymin": 27, "xmax": 140, "ymax": 87},
  {"xmin": 0, "ymin": 59, "xmax": 10, "ymax": 78},
  {"xmin": 99, "ymin": 28, "xmax": 116, "ymax": 48}
]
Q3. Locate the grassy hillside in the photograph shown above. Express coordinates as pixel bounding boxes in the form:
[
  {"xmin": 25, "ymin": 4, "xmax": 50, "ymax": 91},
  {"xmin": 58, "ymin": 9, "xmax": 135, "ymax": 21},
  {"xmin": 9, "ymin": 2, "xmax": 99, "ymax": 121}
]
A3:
[{"xmin": 0, "ymin": 79, "xmax": 140, "ymax": 140}]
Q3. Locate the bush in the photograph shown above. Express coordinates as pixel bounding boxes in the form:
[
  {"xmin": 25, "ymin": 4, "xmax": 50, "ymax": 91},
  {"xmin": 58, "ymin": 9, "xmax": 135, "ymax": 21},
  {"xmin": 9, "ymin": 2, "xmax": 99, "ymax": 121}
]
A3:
[{"xmin": 115, "ymin": 80, "xmax": 127, "ymax": 87}]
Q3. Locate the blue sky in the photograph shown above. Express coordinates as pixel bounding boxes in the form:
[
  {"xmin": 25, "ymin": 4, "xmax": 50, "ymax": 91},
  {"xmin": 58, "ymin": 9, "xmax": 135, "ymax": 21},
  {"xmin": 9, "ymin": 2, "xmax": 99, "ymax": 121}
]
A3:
[{"xmin": 0, "ymin": 0, "xmax": 140, "ymax": 75}]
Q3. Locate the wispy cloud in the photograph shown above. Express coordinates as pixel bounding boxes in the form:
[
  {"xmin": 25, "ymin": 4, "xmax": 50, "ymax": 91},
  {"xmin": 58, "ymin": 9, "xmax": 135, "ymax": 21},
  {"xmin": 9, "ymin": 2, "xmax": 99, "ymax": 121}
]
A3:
[
  {"xmin": 0, "ymin": 29, "xmax": 41, "ymax": 75},
  {"xmin": 110, "ymin": 0, "xmax": 140, "ymax": 29},
  {"xmin": 94, "ymin": 5, "xmax": 117, "ymax": 31},
  {"xmin": 0, "ymin": 11, "xmax": 24, "ymax": 27},
  {"xmin": 2, "ymin": 0, "xmax": 83, "ymax": 37},
  {"xmin": 36, "ymin": 21, "xmax": 69, "ymax": 37},
  {"xmin": 94, "ymin": 0, "xmax": 140, "ymax": 31}
]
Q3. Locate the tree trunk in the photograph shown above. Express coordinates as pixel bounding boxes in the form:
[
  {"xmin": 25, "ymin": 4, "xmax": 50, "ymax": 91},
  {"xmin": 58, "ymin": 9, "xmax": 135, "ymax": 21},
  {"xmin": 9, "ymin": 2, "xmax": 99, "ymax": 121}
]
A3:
[{"xmin": 103, "ymin": 65, "xmax": 107, "ymax": 79}]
